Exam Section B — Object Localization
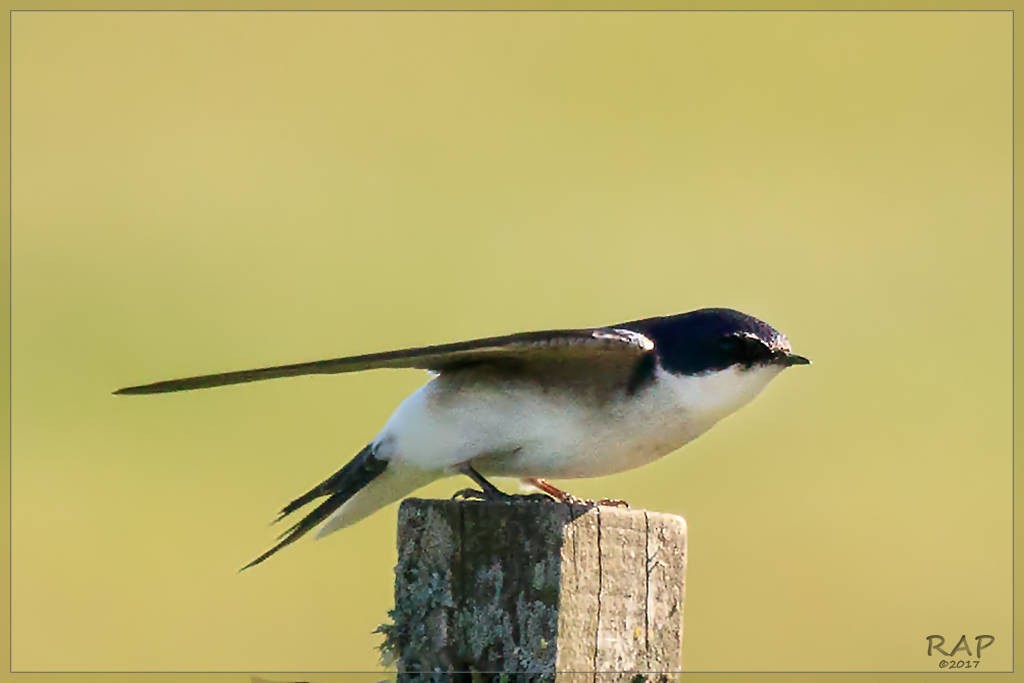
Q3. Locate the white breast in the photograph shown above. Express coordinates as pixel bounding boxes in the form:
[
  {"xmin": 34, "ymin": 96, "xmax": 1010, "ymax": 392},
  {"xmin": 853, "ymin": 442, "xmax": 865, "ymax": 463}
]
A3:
[{"xmin": 375, "ymin": 362, "xmax": 784, "ymax": 479}]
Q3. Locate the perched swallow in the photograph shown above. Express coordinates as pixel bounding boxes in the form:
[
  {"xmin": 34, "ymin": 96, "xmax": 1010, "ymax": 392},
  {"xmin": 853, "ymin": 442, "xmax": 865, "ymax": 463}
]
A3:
[{"xmin": 115, "ymin": 307, "xmax": 810, "ymax": 569}]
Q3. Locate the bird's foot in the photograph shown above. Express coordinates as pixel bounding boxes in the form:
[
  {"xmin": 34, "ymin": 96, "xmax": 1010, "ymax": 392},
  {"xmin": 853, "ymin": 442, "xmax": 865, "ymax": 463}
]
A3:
[
  {"xmin": 594, "ymin": 497, "xmax": 631, "ymax": 508},
  {"xmin": 518, "ymin": 492, "xmax": 564, "ymax": 503},
  {"xmin": 523, "ymin": 478, "xmax": 630, "ymax": 508},
  {"xmin": 452, "ymin": 489, "xmax": 557, "ymax": 505},
  {"xmin": 451, "ymin": 488, "xmax": 552, "ymax": 503},
  {"xmin": 452, "ymin": 487, "xmax": 511, "ymax": 502},
  {"xmin": 559, "ymin": 493, "xmax": 630, "ymax": 508}
]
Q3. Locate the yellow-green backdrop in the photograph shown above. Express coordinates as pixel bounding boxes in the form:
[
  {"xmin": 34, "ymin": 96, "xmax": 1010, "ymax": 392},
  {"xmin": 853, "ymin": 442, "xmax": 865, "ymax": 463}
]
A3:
[{"xmin": 10, "ymin": 9, "xmax": 1011, "ymax": 673}]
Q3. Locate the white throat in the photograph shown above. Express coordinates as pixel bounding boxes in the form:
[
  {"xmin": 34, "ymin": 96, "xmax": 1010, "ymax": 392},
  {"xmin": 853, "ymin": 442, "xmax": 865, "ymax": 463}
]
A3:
[{"xmin": 658, "ymin": 362, "xmax": 784, "ymax": 429}]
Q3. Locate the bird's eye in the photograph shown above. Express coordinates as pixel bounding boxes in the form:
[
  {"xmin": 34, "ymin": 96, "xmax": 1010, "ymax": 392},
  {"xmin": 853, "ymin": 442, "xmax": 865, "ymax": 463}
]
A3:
[
  {"xmin": 717, "ymin": 336, "xmax": 743, "ymax": 353},
  {"xmin": 718, "ymin": 335, "xmax": 770, "ymax": 365}
]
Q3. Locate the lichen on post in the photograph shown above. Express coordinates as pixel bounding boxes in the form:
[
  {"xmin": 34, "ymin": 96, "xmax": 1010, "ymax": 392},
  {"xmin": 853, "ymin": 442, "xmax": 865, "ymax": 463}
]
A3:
[{"xmin": 381, "ymin": 498, "xmax": 686, "ymax": 682}]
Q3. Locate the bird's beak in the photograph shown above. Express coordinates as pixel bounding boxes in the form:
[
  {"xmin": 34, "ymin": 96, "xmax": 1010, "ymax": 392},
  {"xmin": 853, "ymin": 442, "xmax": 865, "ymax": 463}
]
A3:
[{"xmin": 783, "ymin": 353, "xmax": 811, "ymax": 367}]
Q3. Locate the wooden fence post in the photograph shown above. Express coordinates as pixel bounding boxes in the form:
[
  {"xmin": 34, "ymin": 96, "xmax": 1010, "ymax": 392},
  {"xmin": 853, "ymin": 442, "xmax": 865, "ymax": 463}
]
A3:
[{"xmin": 381, "ymin": 498, "xmax": 687, "ymax": 682}]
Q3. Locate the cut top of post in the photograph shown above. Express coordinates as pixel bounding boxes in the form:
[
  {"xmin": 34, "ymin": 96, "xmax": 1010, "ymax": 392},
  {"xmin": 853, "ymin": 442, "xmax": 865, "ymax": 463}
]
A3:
[{"xmin": 385, "ymin": 498, "xmax": 687, "ymax": 682}]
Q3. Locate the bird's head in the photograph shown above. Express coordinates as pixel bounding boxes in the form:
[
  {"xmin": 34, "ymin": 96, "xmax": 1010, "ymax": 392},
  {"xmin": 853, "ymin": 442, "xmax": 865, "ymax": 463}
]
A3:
[
  {"xmin": 627, "ymin": 308, "xmax": 810, "ymax": 422},
  {"xmin": 639, "ymin": 307, "xmax": 810, "ymax": 375}
]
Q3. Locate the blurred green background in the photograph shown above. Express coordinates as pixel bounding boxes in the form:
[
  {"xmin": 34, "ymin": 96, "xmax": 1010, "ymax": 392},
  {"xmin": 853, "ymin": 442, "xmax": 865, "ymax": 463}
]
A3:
[{"xmin": 10, "ymin": 10, "xmax": 1010, "ymax": 673}]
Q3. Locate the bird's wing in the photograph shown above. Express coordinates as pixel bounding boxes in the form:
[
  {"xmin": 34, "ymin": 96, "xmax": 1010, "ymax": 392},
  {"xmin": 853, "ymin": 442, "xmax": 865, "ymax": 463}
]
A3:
[{"xmin": 114, "ymin": 327, "xmax": 655, "ymax": 395}]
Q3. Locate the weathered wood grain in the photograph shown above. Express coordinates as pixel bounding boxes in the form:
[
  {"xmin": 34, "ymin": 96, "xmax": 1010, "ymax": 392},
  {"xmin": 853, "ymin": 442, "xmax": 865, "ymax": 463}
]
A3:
[{"xmin": 385, "ymin": 498, "xmax": 686, "ymax": 683}]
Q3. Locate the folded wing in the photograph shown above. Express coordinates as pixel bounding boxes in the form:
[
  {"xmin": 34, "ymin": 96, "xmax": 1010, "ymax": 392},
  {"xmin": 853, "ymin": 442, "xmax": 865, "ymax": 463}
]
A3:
[{"xmin": 114, "ymin": 327, "xmax": 655, "ymax": 395}]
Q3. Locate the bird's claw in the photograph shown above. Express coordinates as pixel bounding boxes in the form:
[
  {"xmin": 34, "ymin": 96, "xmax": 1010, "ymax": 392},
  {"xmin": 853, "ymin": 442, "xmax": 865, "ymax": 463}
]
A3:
[
  {"xmin": 451, "ymin": 487, "xmax": 523, "ymax": 502},
  {"xmin": 452, "ymin": 488, "xmax": 558, "ymax": 504},
  {"xmin": 522, "ymin": 477, "xmax": 628, "ymax": 508},
  {"xmin": 521, "ymin": 492, "xmax": 560, "ymax": 503},
  {"xmin": 453, "ymin": 480, "xmax": 628, "ymax": 508},
  {"xmin": 452, "ymin": 487, "xmax": 492, "ymax": 501},
  {"xmin": 559, "ymin": 494, "xmax": 630, "ymax": 508}
]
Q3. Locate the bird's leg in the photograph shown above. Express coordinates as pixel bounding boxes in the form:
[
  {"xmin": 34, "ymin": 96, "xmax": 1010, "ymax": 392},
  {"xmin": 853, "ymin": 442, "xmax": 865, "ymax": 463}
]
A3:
[
  {"xmin": 523, "ymin": 477, "xmax": 630, "ymax": 508},
  {"xmin": 524, "ymin": 477, "xmax": 577, "ymax": 503},
  {"xmin": 452, "ymin": 464, "xmax": 553, "ymax": 503},
  {"xmin": 452, "ymin": 463, "xmax": 514, "ymax": 501}
]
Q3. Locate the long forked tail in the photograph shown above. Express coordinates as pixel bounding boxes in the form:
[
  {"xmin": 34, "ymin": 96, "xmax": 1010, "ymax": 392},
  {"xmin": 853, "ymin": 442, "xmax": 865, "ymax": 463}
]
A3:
[{"xmin": 240, "ymin": 443, "xmax": 386, "ymax": 571}]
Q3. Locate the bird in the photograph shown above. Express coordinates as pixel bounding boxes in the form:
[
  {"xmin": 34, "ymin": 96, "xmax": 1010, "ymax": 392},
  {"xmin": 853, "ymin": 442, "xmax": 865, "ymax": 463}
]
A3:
[{"xmin": 114, "ymin": 307, "xmax": 810, "ymax": 570}]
